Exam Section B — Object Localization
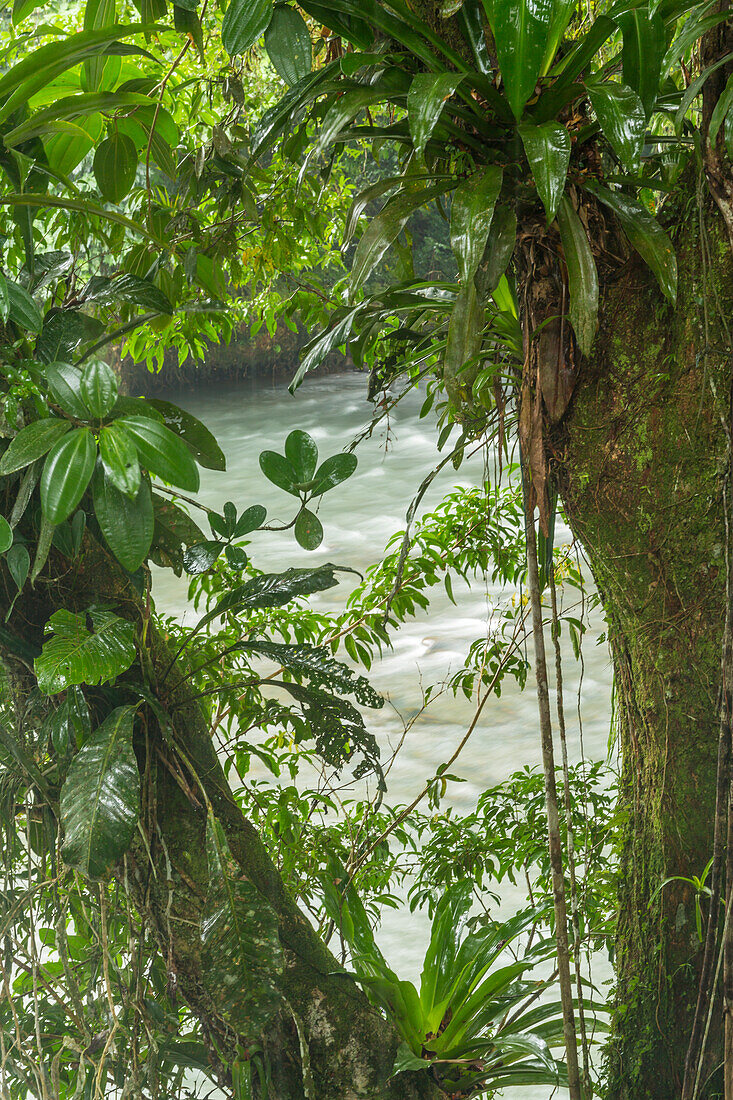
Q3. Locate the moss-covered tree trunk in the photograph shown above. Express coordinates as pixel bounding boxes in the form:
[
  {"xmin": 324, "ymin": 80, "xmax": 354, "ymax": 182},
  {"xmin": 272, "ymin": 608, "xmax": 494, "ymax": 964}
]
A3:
[{"xmin": 555, "ymin": 190, "xmax": 733, "ymax": 1098}]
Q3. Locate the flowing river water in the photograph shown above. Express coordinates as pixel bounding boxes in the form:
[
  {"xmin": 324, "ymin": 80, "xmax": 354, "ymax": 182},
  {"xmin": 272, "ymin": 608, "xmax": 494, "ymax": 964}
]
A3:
[{"xmin": 152, "ymin": 371, "xmax": 614, "ymax": 1097}]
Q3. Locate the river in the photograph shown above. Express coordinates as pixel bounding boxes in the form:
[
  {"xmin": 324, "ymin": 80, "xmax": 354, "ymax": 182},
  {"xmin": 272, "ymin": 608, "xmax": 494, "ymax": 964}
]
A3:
[{"xmin": 152, "ymin": 370, "xmax": 614, "ymax": 1097}]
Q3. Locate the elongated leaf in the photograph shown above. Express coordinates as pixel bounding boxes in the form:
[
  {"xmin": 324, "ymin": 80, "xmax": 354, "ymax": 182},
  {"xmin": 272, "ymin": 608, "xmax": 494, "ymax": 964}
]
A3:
[
  {"xmin": 85, "ymin": 272, "xmax": 173, "ymax": 314},
  {"xmin": 84, "ymin": 0, "xmax": 117, "ymax": 92},
  {"xmin": 197, "ymin": 564, "xmax": 347, "ymax": 630},
  {"xmin": 311, "ymin": 452, "xmax": 357, "ymax": 495},
  {"xmin": 5, "ymin": 92, "xmax": 153, "ymax": 146},
  {"xmin": 444, "ymin": 281, "xmax": 485, "ymax": 409},
  {"xmin": 94, "ymin": 133, "xmax": 138, "ymax": 203},
  {"xmin": 147, "ymin": 399, "xmax": 225, "ymax": 471},
  {"xmin": 31, "ymin": 514, "xmax": 56, "ymax": 584},
  {"xmin": 291, "ymin": 305, "xmax": 362, "ymax": 391},
  {"xmin": 556, "ymin": 194, "xmax": 598, "ymax": 355},
  {"xmin": 241, "ymin": 641, "xmax": 382, "ymax": 706},
  {"xmin": 420, "ymin": 881, "xmax": 474, "ymax": 1020},
  {"xmin": 40, "ymin": 429, "xmax": 97, "ymax": 524},
  {"xmin": 46, "ymin": 114, "xmax": 104, "ymax": 176},
  {"xmin": 80, "ymin": 359, "xmax": 118, "ymax": 418},
  {"xmin": 92, "ymin": 468, "xmax": 154, "ymax": 572},
  {"xmin": 284, "ymin": 430, "xmax": 318, "ymax": 482},
  {"xmin": 586, "ymin": 182, "xmax": 676, "ymax": 302},
  {"xmin": 616, "ymin": 9, "xmax": 665, "ymax": 118},
  {"xmin": 201, "ymin": 812, "xmax": 283, "ymax": 1032},
  {"xmin": 408, "ymin": 72, "xmax": 462, "ymax": 158},
  {"xmin": 265, "ymin": 5, "xmax": 312, "ymax": 85},
  {"xmin": 60, "ymin": 706, "xmax": 140, "ymax": 879},
  {"xmin": 0, "ymin": 518, "xmax": 11, "ymax": 554},
  {"xmin": 709, "ymin": 72, "xmax": 733, "ymax": 145},
  {"xmin": 0, "ymin": 419, "xmax": 71, "ymax": 475},
  {"xmin": 46, "ymin": 362, "xmax": 89, "ymax": 420},
  {"xmin": 99, "ymin": 422, "xmax": 141, "ymax": 497},
  {"xmin": 451, "ymin": 166, "xmax": 503, "ymax": 284},
  {"xmin": 35, "ymin": 609, "xmax": 136, "ymax": 693},
  {"xmin": 540, "ymin": 0, "xmax": 576, "ymax": 76},
  {"xmin": 0, "ymin": 274, "xmax": 8, "ymax": 324},
  {"xmin": 117, "ymin": 416, "xmax": 200, "ymax": 491},
  {"xmin": 7, "ymin": 280, "xmax": 43, "ymax": 334},
  {"xmin": 587, "ymin": 81, "xmax": 646, "ymax": 172},
  {"xmin": 457, "ymin": 0, "xmax": 492, "ymax": 76},
  {"xmin": 295, "ymin": 507, "xmax": 323, "ymax": 550},
  {"xmin": 518, "ymin": 122, "xmax": 570, "ymax": 222},
  {"xmin": 222, "ymin": 0, "xmax": 273, "ymax": 56},
  {"xmin": 482, "ymin": 0, "xmax": 555, "ymax": 118},
  {"xmin": 475, "ymin": 204, "xmax": 517, "ymax": 298}
]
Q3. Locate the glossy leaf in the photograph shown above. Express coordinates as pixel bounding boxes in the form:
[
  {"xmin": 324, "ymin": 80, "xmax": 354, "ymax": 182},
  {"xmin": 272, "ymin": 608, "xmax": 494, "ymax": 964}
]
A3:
[
  {"xmin": 0, "ymin": 274, "xmax": 8, "ymax": 324},
  {"xmin": 80, "ymin": 359, "xmax": 118, "ymax": 418},
  {"xmin": 0, "ymin": 419, "xmax": 71, "ymax": 475},
  {"xmin": 40, "ymin": 429, "xmax": 97, "ymax": 524},
  {"xmin": 201, "ymin": 812, "xmax": 283, "ymax": 1032},
  {"xmin": 7, "ymin": 280, "xmax": 43, "ymax": 334},
  {"xmin": 451, "ymin": 166, "xmax": 503, "ymax": 285},
  {"xmin": 35, "ymin": 609, "xmax": 136, "ymax": 694},
  {"xmin": 86, "ymin": 272, "xmax": 173, "ymax": 314},
  {"xmin": 457, "ymin": 0, "xmax": 492, "ymax": 75},
  {"xmin": 284, "ymin": 430, "xmax": 318, "ymax": 482},
  {"xmin": 475, "ymin": 205, "xmax": 517, "ymax": 298},
  {"xmin": 242, "ymin": 640, "xmax": 383, "ymax": 707},
  {"xmin": 234, "ymin": 504, "xmax": 267, "ymax": 537},
  {"xmin": 616, "ymin": 9, "xmax": 666, "ymax": 119},
  {"xmin": 709, "ymin": 72, "xmax": 733, "ymax": 146},
  {"xmin": 60, "ymin": 706, "xmax": 140, "ymax": 880},
  {"xmin": 6, "ymin": 543, "xmax": 30, "ymax": 594},
  {"xmin": 117, "ymin": 416, "xmax": 200, "ymax": 491},
  {"xmin": 443, "ymin": 282, "xmax": 484, "ymax": 407},
  {"xmin": 46, "ymin": 362, "xmax": 90, "ymax": 420},
  {"xmin": 586, "ymin": 182, "xmax": 677, "ymax": 303},
  {"xmin": 46, "ymin": 113, "xmax": 104, "ymax": 176},
  {"xmin": 259, "ymin": 450, "xmax": 300, "ymax": 495},
  {"xmin": 540, "ymin": 0, "xmax": 576, "ymax": 76},
  {"xmin": 482, "ymin": 0, "xmax": 555, "ymax": 118},
  {"xmin": 222, "ymin": 0, "xmax": 274, "ymax": 56},
  {"xmin": 265, "ymin": 5, "xmax": 312, "ymax": 85},
  {"xmin": 94, "ymin": 133, "xmax": 139, "ymax": 203},
  {"xmin": 99, "ymin": 422, "xmax": 141, "ymax": 498},
  {"xmin": 92, "ymin": 468, "xmax": 154, "ymax": 572},
  {"xmin": 84, "ymin": 0, "xmax": 117, "ymax": 91},
  {"xmin": 148, "ymin": 399, "xmax": 225, "ymax": 471},
  {"xmin": 5, "ymin": 92, "xmax": 153, "ymax": 147},
  {"xmin": 0, "ymin": 518, "xmax": 12, "ymax": 555},
  {"xmin": 518, "ymin": 122, "xmax": 570, "ymax": 222},
  {"xmin": 408, "ymin": 72, "xmax": 462, "ymax": 159},
  {"xmin": 197, "ymin": 564, "xmax": 346, "ymax": 631},
  {"xmin": 587, "ymin": 81, "xmax": 646, "ymax": 173},
  {"xmin": 295, "ymin": 508, "xmax": 323, "ymax": 550},
  {"xmin": 183, "ymin": 540, "xmax": 224, "ymax": 574},
  {"xmin": 310, "ymin": 453, "xmax": 358, "ymax": 496},
  {"xmin": 556, "ymin": 194, "xmax": 598, "ymax": 356}
]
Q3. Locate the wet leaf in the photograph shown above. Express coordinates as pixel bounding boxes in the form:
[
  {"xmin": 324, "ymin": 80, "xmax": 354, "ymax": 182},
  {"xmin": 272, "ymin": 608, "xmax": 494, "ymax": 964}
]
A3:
[
  {"xmin": 518, "ymin": 122, "xmax": 570, "ymax": 222},
  {"xmin": 40, "ymin": 428, "xmax": 97, "ymax": 524},
  {"xmin": 0, "ymin": 419, "xmax": 71, "ymax": 475},
  {"xmin": 295, "ymin": 507, "xmax": 323, "ymax": 550},
  {"xmin": 587, "ymin": 80, "xmax": 646, "ymax": 172},
  {"xmin": 407, "ymin": 72, "xmax": 462, "ymax": 159},
  {"xmin": 35, "ymin": 609, "xmax": 136, "ymax": 693},
  {"xmin": 556, "ymin": 195, "xmax": 598, "ymax": 355},
  {"xmin": 450, "ymin": 166, "xmax": 503, "ymax": 284},
  {"xmin": 92, "ymin": 468, "xmax": 154, "ymax": 572}
]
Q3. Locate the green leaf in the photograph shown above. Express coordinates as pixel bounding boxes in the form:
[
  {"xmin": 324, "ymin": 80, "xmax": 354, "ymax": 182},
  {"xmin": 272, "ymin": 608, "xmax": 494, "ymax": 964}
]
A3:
[
  {"xmin": 222, "ymin": 0, "xmax": 274, "ymax": 56},
  {"xmin": 0, "ymin": 273, "xmax": 8, "ymax": 324},
  {"xmin": 60, "ymin": 706, "xmax": 140, "ymax": 879},
  {"xmin": 94, "ymin": 133, "xmax": 139, "ymax": 203},
  {"xmin": 99, "ymin": 422, "xmax": 141, "ymax": 498},
  {"xmin": 556, "ymin": 194, "xmax": 598, "ymax": 356},
  {"xmin": 0, "ymin": 419, "xmax": 71, "ymax": 475},
  {"xmin": 92, "ymin": 468, "xmax": 154, "ymax": 572},
  {"xmin": 475, "ymin": 204, "xmax": 517, "ymax": 298},
  {"xmin": 443, "ymin": 282, "xmax": 484, "ymax": 407},
  {"xmin": 35, "ymin": 609, "xmax": 136, "ymax": 694},
  {"xmin": 46, "ymin": 362, "xmax": 90, "ymax": 420},
  {"xmin": 709, "ymin": 72, "xmax": 733, "ymax": 146},
  {"xmin": 150, "ymin": 494, "xmax": 206, "ymax": 573},
  {"xmin": 259, "ymin": 450, "xmax": 300, "ymax": 495},
  {"xmin": 196, "ymin": 564, "xmax": 347, "ymax": 630},
  {"xmin": 174, "ymin": 4, "xmax": 205, "ymax": 58},
  {"xmin": 587, "ymin": 81, "xmax": 646, "ymax": 173},
  {"xmin": 481, "ymin": 0, "xmax": 555, "ymax": 119},
  {"xmin": 234, "ymin": 504, "xmax": 267, "ymax": 537},
  {"xmin": 201, "ymin": 812, "xmax": 283, "ymax": 1032},
  {"xmin": 31, "ymin": 514, "xmax": 56, "ymax": 584},
  {"xmin": 295, "ymin": 508, "xmax": 323, "ymax": 550},
  {"xmin": 390, "ymin": 1043, "xmax": 428, "ymax": 1076},
  {"xmin": 12, "ymin": 0, "xmax": 43, "ymax": 22},
  {"xmin": 84, "ymin": 0, "xmax": 117, "ymax": 91},
  {"xmin": 183, "ymin": 540, "xmax": 224, "ymax": 574},
  {"xmin": 117, "ymin": 416, "xmax": 200, "ymax": 491},
  {"xmin": 147, "ymin": 399, "xmax": 225, "ymax": 471},
  {"xmin": 6, "ymin": 543, "xmax": 30, "ymax": 593},
  {"xmin": 86, "ymin": 273, "xmax": 173, "ymax": 314},
  {"xmin": 310, "ymin": 453, "xmax": 358, "ymax": 496},
  {"xmin": 241, "ymin": 640, "xmax": 382, "ymax": 706},
  {"xmin": 265, "ymin": 5, "xmax": 312, "ymax": 85},
  {"xmin": 616, "ymin": 9, "xmax": 666, "ymax": 119},
  {"xmin": 284, "ymin": 430, "xmax": 318, "ymax": 482},
  {"xmin": 518, "ymin": 122, "xmax": 570, "ymax": 222},
  {"xmin": 46, "ymin": 685, "xmax": 90, "ymax": 756},
  {"xmin": 408, "ymin": 72, "xmax": 462, "ymax": 159},
  {"xmin": 585, "ymin": 182, "xmax": 676, "ymax": 303},
  {"xmin": 46, "ymin": 114, "xmax": 105, "ymax": 176},
  {"xmin": 0, "ymin": 518, "xmax": 12, "ymax": 555},
  {"xmin": 7, "ymin": 280, "xmax": 43, "ymax": 334},
  {"xmin": 451, "ymin": 166, "xmax": 503, "ymax": 284},
  {"xmin": 40, "ymin": 428, "xmax": 97, "ymax": 524},
  {"xmin": 6, "ymin": 91, "xmax": 153, "ymax": 146},
  {"xmin": 80, "ymin": 359, "xmax": 118, "ymax": 418}
]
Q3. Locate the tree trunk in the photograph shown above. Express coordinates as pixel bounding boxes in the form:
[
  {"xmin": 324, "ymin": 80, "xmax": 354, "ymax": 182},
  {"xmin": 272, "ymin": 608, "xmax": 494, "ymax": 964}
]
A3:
[{"xmin": 555, "ymin": 187, "xmax": 733, "ymax": 1098}]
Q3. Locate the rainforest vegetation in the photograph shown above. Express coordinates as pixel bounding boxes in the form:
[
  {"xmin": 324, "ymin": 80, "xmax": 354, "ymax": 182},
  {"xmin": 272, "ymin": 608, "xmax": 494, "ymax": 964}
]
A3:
[{"xmin": 0, "ymin": 0, "xmax": 730, "ymax": 1097}]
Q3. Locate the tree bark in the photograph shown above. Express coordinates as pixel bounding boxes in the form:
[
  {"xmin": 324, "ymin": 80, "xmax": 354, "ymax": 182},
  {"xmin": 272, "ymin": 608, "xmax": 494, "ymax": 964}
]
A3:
[{"xmin": 555, "ymin": 187, "xmax": 733, "ymax": 1098}]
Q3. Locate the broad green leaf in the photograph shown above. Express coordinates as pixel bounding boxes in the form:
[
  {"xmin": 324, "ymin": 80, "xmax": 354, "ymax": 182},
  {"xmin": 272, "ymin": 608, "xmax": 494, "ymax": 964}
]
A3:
[
  {"xmin": 518, "ymin": 122, "xmax": 570, "ymax": 222},
  {"xmin": 80, "ymin": 359, "xmax": 118, "ymax": 418},
  {"xmin": 295, "ymin": 508, "xmax": 323, "ymax": 550},
  {"xmin": 87, "ymin": 272, "xmax": 173, "ymax": 314},
  {"xmin": 84, "ymin": 0, "xmax": 117, "ymax": 92},
  {"xmin": 284, "ymin": 430, "xmax": 318, "ymax": 482},
  {"xmin": 265, "ymin": 5, "xmax": 312, "ymax": 85},
  {"xmin": 241, "ymin": 641, "xmax": 382, "ymax": 706},
  {"xmin": 201, "ymin": 812, "xmax": 283, "ymax": 1032},
  {"xmin": 45, "ymin": 112, "xmax": 106, "ymax": 176},
  {"xmin": 234, "ymin": 504, "xmax": 267, "ymax": 537},
  {"xmin": 12, "ymin": 0, "xmax": 43, "ymax": 22},
  {"xmin": 408, "ymin": 72, "xmax": 462, "ymax": 159},
  {"xmin": 60, "ymin": 706, "xmax": 140, "ymax": 879},
  {"xmin": 0, "ymin": 274, "xmax": 8, "ymax": 324},
  {"xmin": 457, "ymin": 0, "xmax": 492, "ymax": 76},
  {"xmin": 587, "ymin": 81, "xmax": 646, "ymax": 173},
  {"xmin": 117, "ymin": 416, "xmax": 200, "ymax": 491},
  {"xmin": 7, "ymin": 280, "xmax": 43, "ymax": 334},
  {"xmin": 196, "ymin": 564, "xmax": 346, "ymax": 631},
  {"xmin": 481, "ymin": 0, "xmax": 555, "ymax": 119},
  {"xmin": 94, "ymin": 133, "xmax": 138, "ymax": 203},
  {"xmin": 709, "ymin": 72, "xmax": 733, "ymax": 146},
  {"xmin": 174, "ymin": 4, "xmax": 204, "ymax": 58},
  {"xmin": 539, "ymin": 0, "xmax": 576, "ymax": 77},
  {"xmin": 150, "ymin": 494, "xmax": 206, "ymax": 573},
  {"xmin": 420, "ymin": 881, "xmax": 474, "ymax": 1018},
  {"xmin": 99, "ymin": 422, "xmax": 141, "ymax": 498},
  {"xmin": 0, "ymin": 518, "xmax": 11, "ymax": 555},
  {"xmin": 35, "ymin": 609, "xmax": 136, "ymax": 693},
  {"xmin": 222, "ymin": 0, "xmax": 274, "ymax": 56},
  {"xmin": 92, "ymin": 468, "xmax": 154, "ymax": 572},
  {"xmin": 259, "ymin": 450, "xmax": 300, "ymax": 495},
  {"xmin": 616, "ymin": 9, "xmax": 665, "ymax": 119},
  {"xmin": 390, "ymin": 1043, "xmax": 428, "ymax": 1076},
  {"xmin": 586, "ymin": 183, "xmax": 676, "ymax": 303},
  {"xmin": 310, "ymin": 453, "xmax": 358, "ymax": 496},
  {"xmin": 6, "ymin": 543, "xmax": 30, "ymax": 594},
  {"xmin": 5, "ymin": 92, "xmax": 152, "ymax": 146},
  {"xmin": 37, "ymin": 311, "xmax": 100, "ymax": 366},
  {"xmin": 443, "ymin": 282, "xmax": 484, "ymax": 407},
  {"xmin": 46, "ymin": 362, "xmax": 90, "ymax": 420},
  {"xmin": 46, "ymin": 685, "xmax": 90, "ymax": 756},
  {"xmin": 556, "ymin": 194, "xmax": 598, "ymax": 356},
  {"xmin": 147, "ymin": 399, "xmax": 225, "ymax": 470},
  {"xmin": 350, "ymin": 182, "xmax": 454, "ymax": 298},
  {"xmin": 31, "ymin": 514, "xmax": 56, "ymax": 584},
  {"xmin": 183, "ymin": 540, "xmax": 224, "ymax": 574},
  {"xmin": 450, "ymin": 166, "xmax": 503, "ymax": 284},
  {"xmin": 40, "ymin": 428, "xmax": 97, "ymax": 524},
  {"xmin": 225, "ymin": 545, "xmax": 248, "ymax": 569},
  {"xmin": 475, "ymin": 204, "xmax": 517, "ymax": 298},
  {"xmin": 0, "ymin": 419, "xmax": 71, "ymax": 475}
]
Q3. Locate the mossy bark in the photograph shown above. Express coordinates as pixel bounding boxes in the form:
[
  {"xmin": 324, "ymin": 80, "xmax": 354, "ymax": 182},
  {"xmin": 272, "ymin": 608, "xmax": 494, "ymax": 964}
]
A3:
[{"xmin": 555, "ymin": 190, "xmax": 733, "ymax": 1098}]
